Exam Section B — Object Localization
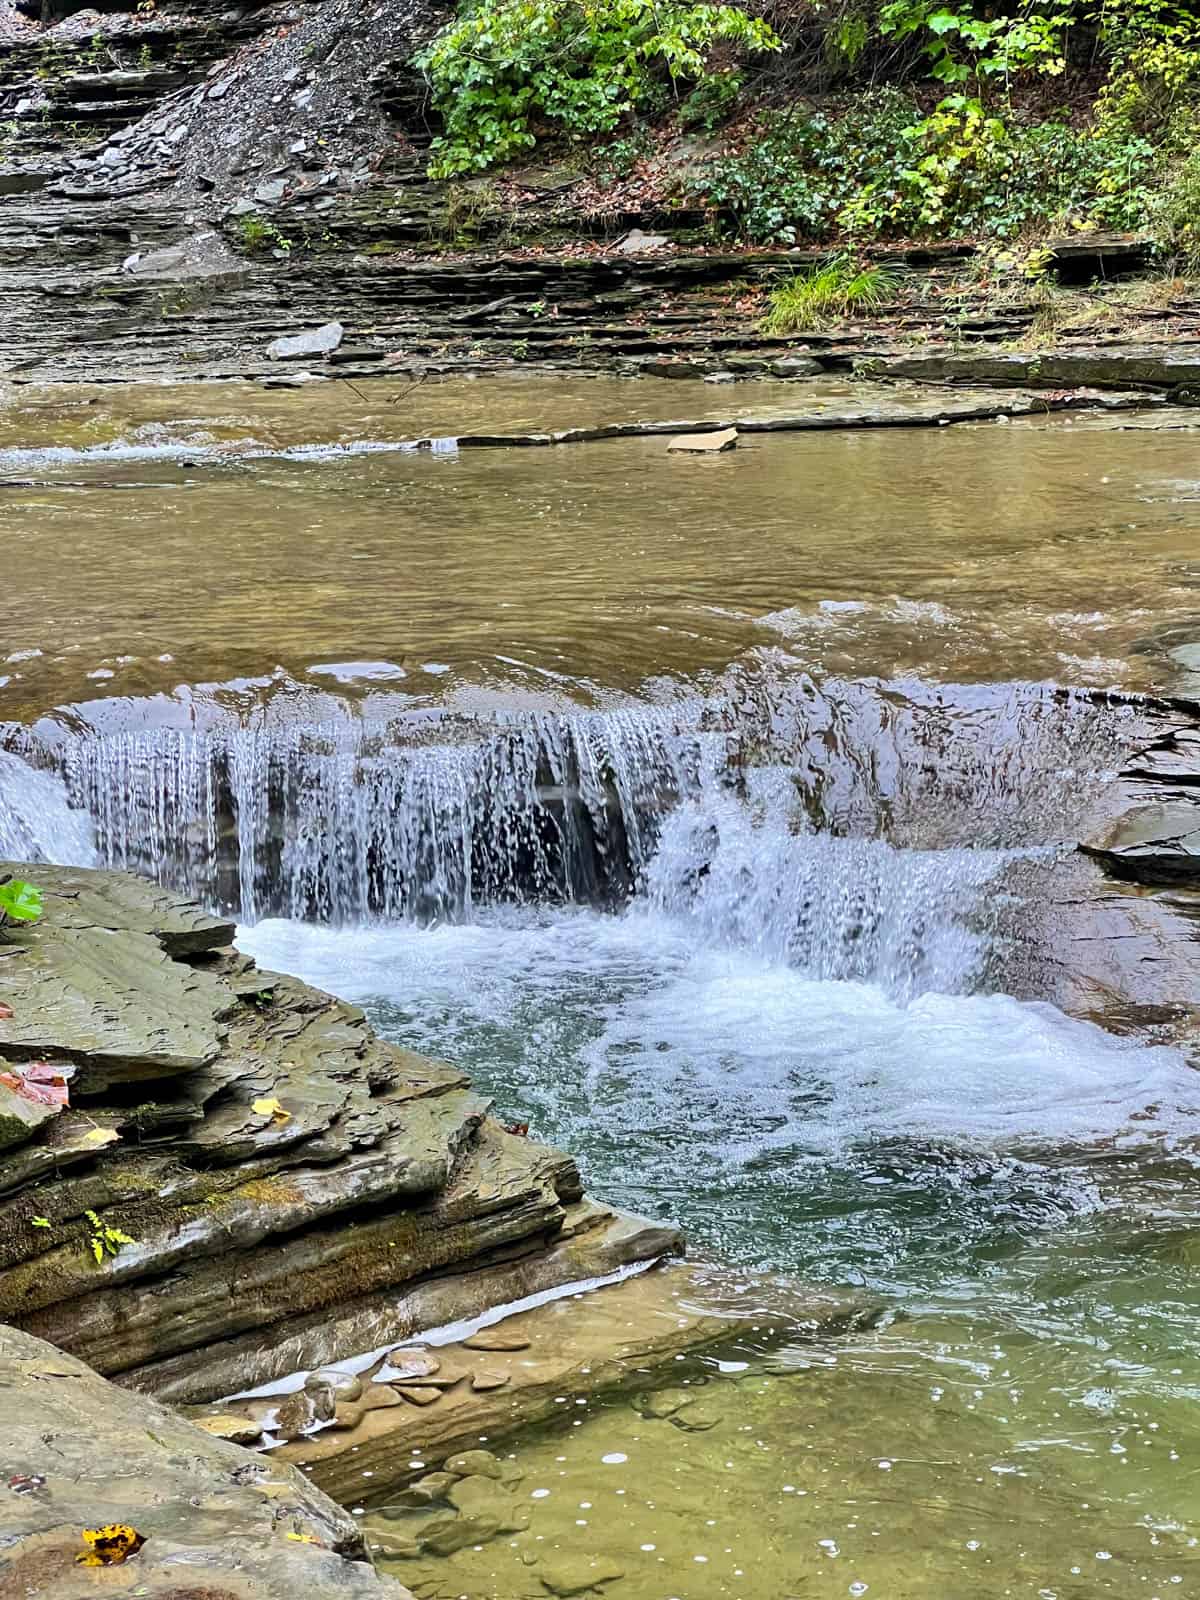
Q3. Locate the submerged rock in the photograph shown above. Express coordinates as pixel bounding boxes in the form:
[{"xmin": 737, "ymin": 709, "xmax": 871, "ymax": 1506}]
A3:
[
  {"xmin": 273, "ymin": 1262, "xmax": 880, "ymax": 1504},
  {"xmin": 539, "ymin": 1554, "xmax": 626, "ymax": 1594}
]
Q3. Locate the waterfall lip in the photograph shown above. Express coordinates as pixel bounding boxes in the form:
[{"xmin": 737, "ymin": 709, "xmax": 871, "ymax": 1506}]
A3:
[{"xmin": 2, "ymin": 666, "xmax": 1168, "ymax": 927}]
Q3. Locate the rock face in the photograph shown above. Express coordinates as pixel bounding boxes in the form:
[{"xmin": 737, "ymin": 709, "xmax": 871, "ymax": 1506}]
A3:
[
  {"xmin": 1081, "ymin": 724, "xmax": 1200, "ymax": 884},
  {"xmin": 0, "ymin": 862, "xmax": 679, "ymax": 1403},
  {"xmin": 0, "ymin": 1321, "xmax": 409, "ymax": 1600}
]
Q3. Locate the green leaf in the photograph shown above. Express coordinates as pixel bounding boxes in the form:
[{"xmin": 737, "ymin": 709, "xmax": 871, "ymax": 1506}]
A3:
[
  {"xmin": 926, "ymin": 10, "xmax": 961, "ymax": 35},
  {"xmin": 0, "ymin": 880, "xmax": 42, "ymax": 924},
  {"xmin": 31, "ymin": 1216, "xmax": 51, "ymax": 1228}
]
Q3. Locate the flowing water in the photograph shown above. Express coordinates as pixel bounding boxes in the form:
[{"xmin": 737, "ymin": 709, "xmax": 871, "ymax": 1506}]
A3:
[{"xmin": 5, "ymin": 376, "xmax": 1200, "ymax": 1597}]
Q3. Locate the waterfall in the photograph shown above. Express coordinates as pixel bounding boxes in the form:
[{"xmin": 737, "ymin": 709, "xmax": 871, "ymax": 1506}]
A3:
[
  {"xmin": 1, "ymin": 670, "xmax": 1128, "ymax": 974},
  {"xmin": 0, "ymin": 750, "xmax": 96, "ymax": 866}
]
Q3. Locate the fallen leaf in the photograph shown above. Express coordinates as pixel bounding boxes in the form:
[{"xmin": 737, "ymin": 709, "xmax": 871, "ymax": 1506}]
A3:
[
  {"xmin": 76, "ymin": 1525, "xmax": 145, "ymax": 1566},
  {"xmin": 285, "ymin": 1531, "xmax": 324, "ymax": 1546},
  {"xmin": 0, "ymin": 1002, "xmax": 12, "ymax": 1020},
  {"xmin": 251, "ymin": 1097, "xmax": 291, "ymax": 1124},
  {"xmin": 0, "ymin": 1060, "xmax": 74, "ymax": 1108},
  {"xmin": 81, "ymin": 1127, "xmax": 119, "ymax": 1148},
  {"xmin": 7, "ymin": 1473, "xmax": 45, "ymax": 1494},
  {"xmin": 30, "ymin": 1217, "xmax": 50, "ymax": 1229}
]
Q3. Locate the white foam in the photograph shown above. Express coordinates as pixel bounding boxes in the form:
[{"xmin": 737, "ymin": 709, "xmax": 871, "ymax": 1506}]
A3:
[{"xmin": 239, "ymin": 906, "xmax": 1200, "ymax": 1156}]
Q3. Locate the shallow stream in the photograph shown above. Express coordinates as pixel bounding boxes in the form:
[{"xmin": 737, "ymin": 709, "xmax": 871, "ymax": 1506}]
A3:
[{"xmin": 5, "ymin": 375, "xmax": 1200, "ymax": 1598}]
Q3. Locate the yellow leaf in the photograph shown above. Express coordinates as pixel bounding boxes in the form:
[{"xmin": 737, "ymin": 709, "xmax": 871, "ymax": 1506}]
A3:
[
  {"xmin": 251, "ymin": 1097, "xmax": 291, "ymax": 1124},
  {"xmin": 82, "ymin": 1127, "xmax": 119, "ymax": 1148},
  {"xmin": 76, "ymin": 1525, "xmax": 145, "ymax": 1565},
  {"xmin": 286, "ymin": 1531, "xmax": 323, "ymax": 1545}
]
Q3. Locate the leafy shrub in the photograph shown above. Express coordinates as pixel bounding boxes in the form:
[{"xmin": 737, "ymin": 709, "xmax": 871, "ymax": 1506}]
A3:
[
  {"xmin": 761, "ymin": 256, "xmax": 899, "ymax": 332},
  {"xmin": 1148, "ymin": 147, "xmax": 1200, "ymax": 267},
  {"xmin": 413, "ymin": 0, "xmax": 781, "ymax": 177},
  {"xmin": 694, "ymin": 89, "xmax": 919, "ymax": 243},
  {"xmin": 694, "ymin": 89, "xmax": 1158, "ymax": 243}
]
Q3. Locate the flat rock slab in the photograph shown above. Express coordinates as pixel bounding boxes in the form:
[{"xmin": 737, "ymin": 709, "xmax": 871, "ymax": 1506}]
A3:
[
  {"xmin": 0, "ymin": 860, "xmax": 234, "ymax": 954},
  {"xmin": 271, "ymin": 1260, "xmax": 880, "ymax": 1504},
  {"xmin": 0, "ymin": 920, "xmax": 229, "ymax": 1089},
  {"xmin": 668, "ymin": 427, "xmax": 738, "ymax": 452},
  {"xmin": 1082, "ymin": 800, "xmax": 1200, "ymax": 884},
  {"xmin": 267, "ymin": 321, "xmax": 345, "ymax": 360},
  {"xmin": 0, "ymin": 1322, "xmax": 409, "ymax": 1600}
]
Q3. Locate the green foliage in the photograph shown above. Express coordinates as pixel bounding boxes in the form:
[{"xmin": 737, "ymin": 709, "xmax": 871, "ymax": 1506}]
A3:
[
  {"xmin": 1149, "ymin": 147, "xmax": 1200, "ymax": 267},
  {"xmin": 85, "ymin": 1209, "xmax": 136, "ymax": 1266},
  {"xmin": 760, "ymin": 256, "xmax": 899, "ymax": 332},
  {"xmin": 695, "ymin": 88, "xmax": 1157, "ymax": 243},
  {"xmin": 879, "ymin": 0, "xmax": 1073, "ymax": 84},
  {"xmin": 0, "ymin": 879, "xmax": 42, "ymax": 925},
  {"xmin": 592, "ymin": 127, "xmax": 654, "ymax": 180},
  {"xmin": 235, "ymin": 214, "xmax": 292, "ymax": 255},
  {"xmin": 694, "ymin": 89, "xmax": 918, "ymax": 242},
  {"xmin": 414, "ymin": 0, "xmax": 781, "ymax": 176}
]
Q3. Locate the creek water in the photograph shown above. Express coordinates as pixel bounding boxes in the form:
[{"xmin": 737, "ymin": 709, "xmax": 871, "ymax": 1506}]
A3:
[{"xmin": 5, "ymin": 377, "xmax": 1200, "ymax": 1598}]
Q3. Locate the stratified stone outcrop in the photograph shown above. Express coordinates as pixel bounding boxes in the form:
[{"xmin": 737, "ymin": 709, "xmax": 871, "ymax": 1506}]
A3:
[
  {"xmin": 0, "ymin": 861, "xmax": 678, "ymax": 1403},
  {"xmin": 0, "ymin": 1321, "xmax": 410, "ymax": 1600},
  {"xmin": 1081, "ymin": 722, "xmax": 1200, "ymax": 884}
]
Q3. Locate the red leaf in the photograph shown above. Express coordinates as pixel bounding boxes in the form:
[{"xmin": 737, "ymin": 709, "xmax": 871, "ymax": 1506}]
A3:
[
  {"xmin": 0, "ymin": 1002, "xmax": 11, "ymax": 1019},
  {"xmin": 0, "ymin": 1060, "xmax": 74, "ymax": 1108}
]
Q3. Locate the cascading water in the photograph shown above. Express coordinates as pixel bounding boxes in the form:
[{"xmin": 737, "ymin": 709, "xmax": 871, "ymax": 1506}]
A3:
[
  {"xmin": 0, "ymin": 749, "xmax": 95, "ymax": 865},
  {"xmin": 4, "ymin": 666, "xmax": 1131, "ymax": 943}
]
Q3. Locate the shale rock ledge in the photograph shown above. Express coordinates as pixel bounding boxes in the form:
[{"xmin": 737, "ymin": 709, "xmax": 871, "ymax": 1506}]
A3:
[
  {"xmin": 0, "ymin": 1322, "xmax": 411, "ymax": 1600},
  {"xmin": 0, "ymin": 862, "xmax": 680, "ymax": 1404}
]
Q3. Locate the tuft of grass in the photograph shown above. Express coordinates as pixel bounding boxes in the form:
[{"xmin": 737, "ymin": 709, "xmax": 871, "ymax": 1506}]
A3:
[
  {"xmin": 236, "ymin": 213, "xmax": 292, "ymax": 255},
  {"xmin": 760, "ymin": 256, "xmax": 899, "ymax": 334}
]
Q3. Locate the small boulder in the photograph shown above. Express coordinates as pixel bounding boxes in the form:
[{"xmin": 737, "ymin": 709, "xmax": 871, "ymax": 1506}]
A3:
[
  {"xmin": 770, "ymin": 355, "xmax": 822, "ymax": 378},
  {"xmin": 275, "ymin": 1389, "xmax": 323, "ymax": 1439},
  {"xmin": 394, "ymin": 1471, "xmax": 458, "ymax": 1507},
  {"xmin": 448, "ymin": 1475, "xmax": 509, "ymax": 1518},
  {"xmin": 306, "ymin": 1368, "xmax": 364, "ymax": 1402},
  {"xmin": 668, "ymin": 428, "xmax": 738, "ymax": 454},
  {"xmin": 617, "ymin": 229, "xmax": 670, "ymax": 255},
  {"xmin": 192, "ymin": 1412, "xmax": 264, "ymax": 1447},
  {"xmin": 463, "ymin": 1329, "xmax": 532, "ymax": 1352},
  {"xmin": 642, "ymin": 359, "xmax": 702, "ymax": 379},
  {"xmin": 266, "ymin": 321, "xmax": 345, "ymax": 361},
  {"xmin": 375, "ymin": 1347, "xmax": 440, "ymax": 1383},
  {"xmin": 396, "ymin": 1384, "xmax": 441, "ymax": 1406},
  {"xmin": 420, "ymin": 1510, "xmax": 502, "ymax": 1557}
]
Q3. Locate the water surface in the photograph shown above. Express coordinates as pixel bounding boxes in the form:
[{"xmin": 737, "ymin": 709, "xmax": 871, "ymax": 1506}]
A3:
[{"xmin": 5, "ymin": 374, "xmax": 1200, "ymax": 1599}]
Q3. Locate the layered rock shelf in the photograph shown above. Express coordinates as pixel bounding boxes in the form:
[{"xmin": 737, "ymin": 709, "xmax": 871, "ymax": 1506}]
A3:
[
  {"xmin": 1, "ymin": 1322, "xmax": 410, "ymax": 1600},
  {"xmin": 0, "ymin": 861, "xmax": 679, "ymax": 1406}
]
